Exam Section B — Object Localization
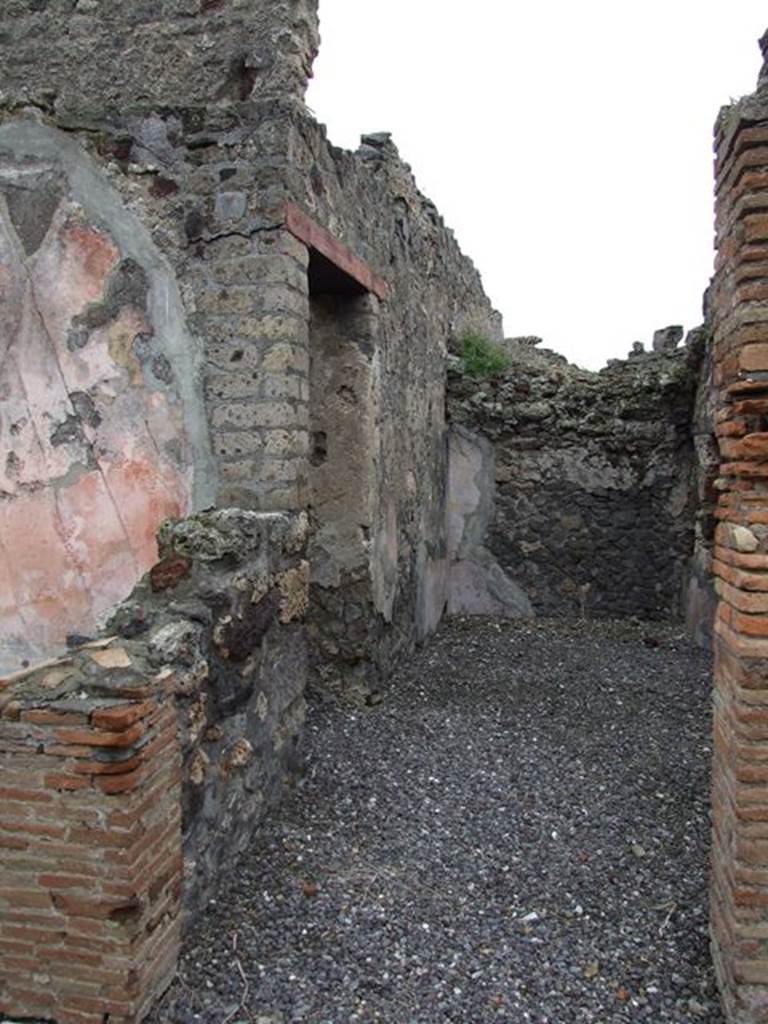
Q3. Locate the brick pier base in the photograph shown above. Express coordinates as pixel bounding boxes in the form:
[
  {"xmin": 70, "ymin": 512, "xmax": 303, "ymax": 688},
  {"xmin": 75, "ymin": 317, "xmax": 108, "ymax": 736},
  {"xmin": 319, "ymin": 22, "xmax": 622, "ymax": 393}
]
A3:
[{"xmin": 0, "ymin": 643, "xmax": 182, "ymax": 1024}]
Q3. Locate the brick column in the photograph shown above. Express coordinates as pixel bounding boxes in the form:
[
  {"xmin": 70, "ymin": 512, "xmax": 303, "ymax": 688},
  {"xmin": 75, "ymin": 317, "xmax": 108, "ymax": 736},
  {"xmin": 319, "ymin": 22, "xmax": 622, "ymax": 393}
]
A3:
[
  {"xmin": 710, "ymin": 86, "xmax": 768, "ymax": 1021},
  {"xmin": 0, "ymin": 642, "xmax": 182, "ymax": 1024}
]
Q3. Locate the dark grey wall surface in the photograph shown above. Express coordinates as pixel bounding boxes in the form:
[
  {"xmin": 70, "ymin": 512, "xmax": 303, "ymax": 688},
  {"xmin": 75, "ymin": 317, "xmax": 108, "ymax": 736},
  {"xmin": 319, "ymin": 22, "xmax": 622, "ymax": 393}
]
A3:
[{"xmin": 448, "ymin": 337, "xmax": 706, "ymax": 622}]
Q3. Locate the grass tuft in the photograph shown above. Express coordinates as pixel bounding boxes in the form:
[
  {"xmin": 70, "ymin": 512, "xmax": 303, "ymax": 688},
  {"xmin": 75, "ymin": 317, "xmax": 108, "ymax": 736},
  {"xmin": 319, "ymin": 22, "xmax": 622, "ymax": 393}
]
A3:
[{"xmin": 457, "ymin": 331, "xmax": 510, "ymax": 379}]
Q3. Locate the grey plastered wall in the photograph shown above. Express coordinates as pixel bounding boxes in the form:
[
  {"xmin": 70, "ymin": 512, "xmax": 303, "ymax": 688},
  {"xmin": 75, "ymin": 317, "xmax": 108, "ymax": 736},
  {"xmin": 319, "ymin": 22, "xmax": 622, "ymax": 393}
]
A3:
[{"xmin": 446, "ymin": 425, "xmax": 533, "ymax": 620}]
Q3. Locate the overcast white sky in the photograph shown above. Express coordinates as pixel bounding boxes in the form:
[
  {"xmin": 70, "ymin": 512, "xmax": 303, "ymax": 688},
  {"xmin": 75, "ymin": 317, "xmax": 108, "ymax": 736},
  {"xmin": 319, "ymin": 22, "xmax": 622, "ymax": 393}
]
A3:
[{"xmin": 307, "ymin": 2, "xmax": 767, "ymax": 369}]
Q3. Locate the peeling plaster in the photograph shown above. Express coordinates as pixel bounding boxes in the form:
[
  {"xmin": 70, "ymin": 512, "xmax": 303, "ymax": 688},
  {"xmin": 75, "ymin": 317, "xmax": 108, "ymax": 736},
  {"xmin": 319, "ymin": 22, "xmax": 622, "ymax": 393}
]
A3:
[{"xmin": 0, "ymin": 122, "xmax": 215, "ymax": 674}]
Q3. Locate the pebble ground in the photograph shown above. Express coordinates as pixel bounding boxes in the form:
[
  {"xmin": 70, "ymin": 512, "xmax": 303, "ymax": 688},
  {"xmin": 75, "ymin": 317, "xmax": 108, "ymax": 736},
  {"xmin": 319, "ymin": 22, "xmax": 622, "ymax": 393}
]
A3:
[{"xmin": 148, "ymin": 617, "xmax": 721, "ymax": 1024}]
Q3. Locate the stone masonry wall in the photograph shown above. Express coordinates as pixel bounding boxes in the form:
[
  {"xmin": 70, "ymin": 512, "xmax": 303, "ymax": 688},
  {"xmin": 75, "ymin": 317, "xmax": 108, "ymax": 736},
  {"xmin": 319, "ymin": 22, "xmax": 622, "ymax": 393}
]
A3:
[
  {"xmin": 687, "ymin": 317, "xmax": 721, "ymax": 649},
  {"xmin": 709, "ymin": 40, "xmax": 768, "ymax": 1021},
  {"xmin": 1, "ymin": 2, "xmax": 504, "ymax": 695},
  {"xmin": 108, "ymin": 508, "xmax": 309, "ymax": 915},
  {"xmin": 288, "ymin": 120, "xmax": 503, "ymax": 690},
  {"xmin": 448, "ymin": 336, "xmax": 705, "ymax": 622},
  {"xmin": 0, "ymin": 1, "xmax": 319, "ymax": 122},
  {"xmin": 0, "ymin": 509, "xmax": 307, "ymax": 1022}
]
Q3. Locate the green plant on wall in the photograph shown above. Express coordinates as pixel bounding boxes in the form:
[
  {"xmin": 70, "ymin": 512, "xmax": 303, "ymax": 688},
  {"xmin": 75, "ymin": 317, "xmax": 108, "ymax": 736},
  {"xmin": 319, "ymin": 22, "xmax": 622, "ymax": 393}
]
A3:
[{"xmin": 457, "ymin": 331, "xmax": 511, "ymax": 380}]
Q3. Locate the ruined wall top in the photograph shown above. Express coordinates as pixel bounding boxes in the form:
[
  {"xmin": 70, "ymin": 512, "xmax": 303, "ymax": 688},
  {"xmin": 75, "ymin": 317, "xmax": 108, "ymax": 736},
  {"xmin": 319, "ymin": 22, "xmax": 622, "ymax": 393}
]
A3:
[{"xmin": 0, "ymin": 0, "xmax": 319, "ymax": 125}]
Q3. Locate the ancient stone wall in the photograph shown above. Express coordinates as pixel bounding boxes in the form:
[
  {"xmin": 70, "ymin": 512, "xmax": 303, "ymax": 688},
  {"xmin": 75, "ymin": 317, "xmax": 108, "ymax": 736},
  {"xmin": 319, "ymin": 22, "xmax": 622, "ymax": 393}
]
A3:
[
  {"xmin": 0, "ymin": 0, "xmax": 504, "ymax": 698},
  {"xmin": 0, "ymin": 9, "xmax": 510, "ymax": 1021},
  {"xmin": 108, "ymin": 508, "xmax": 308, "ymax": 914},
  {"xmin": 287, "ymin": 120, "xmax": 503, "ymax": 691},
  {"xmin": 0, "ymin": 0, "xmax": 319, "ymax": 121},
  {"xmin": 687, "ymin": 319, "xmax": 720, "ymax": 649},
  {"xmin": 448, "ymin": 335, "xmax": 705, "ymax": 622},
  {"xmin": 0, "ymin": 509, "xmax": 307, "ymax": 1021},
  {"xmin": 709, "ymin": 40, "xmax": 768, "ymax": 1021}
]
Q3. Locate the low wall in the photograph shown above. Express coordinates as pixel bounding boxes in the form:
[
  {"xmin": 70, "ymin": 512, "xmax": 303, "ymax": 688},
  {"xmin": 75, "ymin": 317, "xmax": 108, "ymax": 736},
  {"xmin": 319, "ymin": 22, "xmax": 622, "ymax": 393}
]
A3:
[
  {"xmin": 0, "ymin": 644, "xmax": 182, "ymax": 1024},
  {"xmin": 0, "ymin": 508, "xmax": 308, "ymax": 1022}
]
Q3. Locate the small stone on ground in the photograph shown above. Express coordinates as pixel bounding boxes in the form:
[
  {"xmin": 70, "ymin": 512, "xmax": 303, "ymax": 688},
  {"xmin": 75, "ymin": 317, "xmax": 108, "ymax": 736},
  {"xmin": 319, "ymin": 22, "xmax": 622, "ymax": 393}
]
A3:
[{"xmin": 148, "ymin": 617, "xmax": 720, "ymax": 1024}]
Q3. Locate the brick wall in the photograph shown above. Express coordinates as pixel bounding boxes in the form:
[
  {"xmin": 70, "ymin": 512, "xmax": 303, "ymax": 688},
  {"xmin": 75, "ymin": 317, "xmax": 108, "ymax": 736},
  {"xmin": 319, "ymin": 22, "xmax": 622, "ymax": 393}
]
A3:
[
  {"xmin": 710, "ymin": 70, "xmax": 768, "ymax": 1022},
  {"xmin": 0, "ymin": 646, "xmax": 182, "ymax": 1024}
]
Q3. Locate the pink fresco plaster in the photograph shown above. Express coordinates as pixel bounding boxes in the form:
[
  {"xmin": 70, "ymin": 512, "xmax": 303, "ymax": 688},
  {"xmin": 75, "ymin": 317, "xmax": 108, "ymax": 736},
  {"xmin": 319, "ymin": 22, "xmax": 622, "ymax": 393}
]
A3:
[{"xmin": 0, "ymin": 197, "xmax": 194, "ymax": 674}]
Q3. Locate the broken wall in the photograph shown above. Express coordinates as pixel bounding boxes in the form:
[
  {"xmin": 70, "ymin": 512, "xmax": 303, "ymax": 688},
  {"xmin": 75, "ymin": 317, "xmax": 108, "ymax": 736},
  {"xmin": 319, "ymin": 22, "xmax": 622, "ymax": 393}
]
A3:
[
  {"xmin": 448, "ymin": 336, "xmax": 705, "ymax": 622},
  {"xmin": 1, "ymin": 0, "xmax": 504, "ymax": 694},
  {"xmin": 0, "ymin": 508, "xmax": 308, "ymax": 1022}
]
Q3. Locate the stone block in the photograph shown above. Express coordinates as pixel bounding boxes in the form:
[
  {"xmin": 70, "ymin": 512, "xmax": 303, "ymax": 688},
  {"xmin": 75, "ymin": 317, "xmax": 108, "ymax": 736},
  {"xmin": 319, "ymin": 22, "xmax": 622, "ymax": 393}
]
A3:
[
  {"xmin": 263, "ymin": 429, "xmax": 309, "ymax": 458},
  {"xmin": 210, "ymin": 400, "xmax": 306, "ymax": 431},
  {"xmin": 212, "ymin": 431, "xmax": 265, "ymax": 460},
  {"xmin": 742, "ymin": 344, "xmax": 768, "ymax": 372}
]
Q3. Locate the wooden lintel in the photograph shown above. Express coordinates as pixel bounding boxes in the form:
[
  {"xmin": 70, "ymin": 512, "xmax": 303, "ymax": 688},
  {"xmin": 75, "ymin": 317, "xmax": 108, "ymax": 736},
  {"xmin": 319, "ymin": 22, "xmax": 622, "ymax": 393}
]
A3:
[{"xmin": 284, "ymin": 203, "xmax": 389, "ymax": 301}]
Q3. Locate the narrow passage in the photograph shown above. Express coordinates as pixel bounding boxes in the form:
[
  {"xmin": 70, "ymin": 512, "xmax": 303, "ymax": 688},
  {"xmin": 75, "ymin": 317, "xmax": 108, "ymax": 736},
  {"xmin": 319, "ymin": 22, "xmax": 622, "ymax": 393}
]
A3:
[{"xmin": 150, "ymin": 618, "xmax": 719, "ymax": 1024}]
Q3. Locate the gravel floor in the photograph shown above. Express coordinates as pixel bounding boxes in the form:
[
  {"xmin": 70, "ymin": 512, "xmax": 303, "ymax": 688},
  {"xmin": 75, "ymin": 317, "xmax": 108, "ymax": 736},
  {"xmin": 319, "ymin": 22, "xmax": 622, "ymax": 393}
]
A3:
[{"xmin": 149, "ymin": 617, "xmax": 721, "ymax": 1024}]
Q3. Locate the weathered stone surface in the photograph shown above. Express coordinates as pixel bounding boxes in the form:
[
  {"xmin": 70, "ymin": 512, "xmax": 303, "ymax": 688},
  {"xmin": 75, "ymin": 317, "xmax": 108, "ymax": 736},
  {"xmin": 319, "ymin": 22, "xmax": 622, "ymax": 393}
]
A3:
[
  {"xmin": 107, "ymin": 508, "xmax": 308, "ymax": 916},
  {"xmin": 652, "ymin": 324, "xmax": 684, "ymax": 354},
  {"xmin": 448, "ymin": 337, "xmax": 705, "ymax": 622},
  {"xmin": 685, "ymin": 322, "xmax": 718, "ymax": 650},
  {"xmin": 0, "ymin": 1, "xmax": 319, "ymax": 123}
]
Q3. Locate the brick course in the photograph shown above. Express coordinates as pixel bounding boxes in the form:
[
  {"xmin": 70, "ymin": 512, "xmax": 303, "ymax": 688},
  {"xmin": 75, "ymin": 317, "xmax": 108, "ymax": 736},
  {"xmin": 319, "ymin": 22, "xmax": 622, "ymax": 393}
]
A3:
[
  {"xmin": 710, "ymin": 63, "xmax": 768, "ymax": 1023},
  {"xmin": 0, "ymin": 646, "xmax": 182, "ymax": 1024}
]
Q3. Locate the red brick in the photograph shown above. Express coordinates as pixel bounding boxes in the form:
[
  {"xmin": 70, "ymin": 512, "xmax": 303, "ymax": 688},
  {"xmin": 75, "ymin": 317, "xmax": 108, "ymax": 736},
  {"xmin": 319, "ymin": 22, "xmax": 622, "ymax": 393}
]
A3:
[
  {"xmin": 22, "ymin": 708, "xmax": 89, "ymax": 726},
  {"xmin": 91, "ymin": 700, "xmax": 156, "ymax": 732},
  {"xmin": 0, "ymin": 818, "xmax": 68, "ymax": 839},
  {"xmin": 44, "ymin": 773, "xmax": 92, "ymax": 792},
  {"xmin": 95, "ymin": 763, "xmax": 151, "ymax": 794},
  {"xmin": 63, "ymin": 994, "xmax": 136, "ymax": 1017},
  {"xmin": 2, "ymin": 986, "xmax": 55, "ymax": 1010},
  {"xmin": 44, "ymin": 743, "xmax": 101, "ymax": 758},
  {"xmin": 39, "ymin": 873, "xmax": 103, "ymax": 890},
  {"xmin": 68, "ymin": 824, "xmax": 139, "ymax": 849},
  {"xmin": 0, "ymin": 786, "xmax": 55, "ymax": 803},
  {"xmin": 50, "ymin": 892, "xmax": 138, "ymax": 921},
  {"xmin": 733, "ymin": 611, "xmax": 768, "ymax": 637},
  {"xmin": 0, "ymin": 887, "xmax": 54, "ymax": 908},
  {"xmin": 72, "ymin": 751, "xmax": 145, "ymax": 776},
  {"xmin": 55, "ymin": 721, "xmax": 146, "ymax": 749}
]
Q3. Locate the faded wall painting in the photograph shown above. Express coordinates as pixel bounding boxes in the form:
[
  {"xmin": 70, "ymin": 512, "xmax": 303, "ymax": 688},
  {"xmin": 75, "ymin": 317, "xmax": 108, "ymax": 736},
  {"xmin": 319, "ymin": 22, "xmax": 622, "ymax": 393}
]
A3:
[{"xmin": 0, "ymin": 124, "xmax": 212, "ymax": 674}]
